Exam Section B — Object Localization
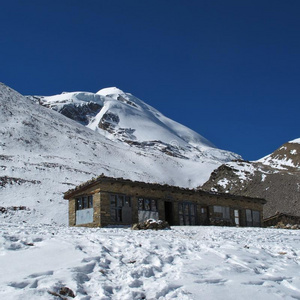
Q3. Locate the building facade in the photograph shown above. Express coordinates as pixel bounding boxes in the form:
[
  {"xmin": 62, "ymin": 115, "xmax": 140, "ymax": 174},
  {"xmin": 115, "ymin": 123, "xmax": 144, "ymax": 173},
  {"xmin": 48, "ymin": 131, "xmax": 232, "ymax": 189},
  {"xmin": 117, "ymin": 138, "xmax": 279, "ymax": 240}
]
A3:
[{"xmin": 64, "ymin": 175, "xmax": 266, "ymax": 228}]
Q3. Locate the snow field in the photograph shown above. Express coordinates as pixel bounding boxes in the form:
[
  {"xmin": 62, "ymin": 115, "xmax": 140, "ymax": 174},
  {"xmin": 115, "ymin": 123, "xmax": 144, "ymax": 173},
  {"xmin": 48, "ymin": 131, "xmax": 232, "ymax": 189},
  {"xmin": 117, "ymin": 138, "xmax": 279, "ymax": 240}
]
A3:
[{"xmin": 0, "ymin": 224, "xmax": 300, "ymax": 300}]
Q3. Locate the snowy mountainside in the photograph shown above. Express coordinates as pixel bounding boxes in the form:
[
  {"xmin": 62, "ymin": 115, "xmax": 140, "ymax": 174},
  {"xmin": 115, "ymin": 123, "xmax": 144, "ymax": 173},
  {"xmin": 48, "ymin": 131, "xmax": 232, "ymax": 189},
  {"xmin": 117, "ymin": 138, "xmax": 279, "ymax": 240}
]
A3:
[
  {"xmin": 30, "ymin": 87, "xmax": 238, "ymax": 162},
  {"xmin": 202, "ymin": 139, "xmax": 300, "ymax": 218},
  {"xmin": 1, "ymin": 83, "xmax": 240, "ymax": 225},
  {"xmin": 258, "ymin": 137, "xmax": 300, "ymax": 169}
]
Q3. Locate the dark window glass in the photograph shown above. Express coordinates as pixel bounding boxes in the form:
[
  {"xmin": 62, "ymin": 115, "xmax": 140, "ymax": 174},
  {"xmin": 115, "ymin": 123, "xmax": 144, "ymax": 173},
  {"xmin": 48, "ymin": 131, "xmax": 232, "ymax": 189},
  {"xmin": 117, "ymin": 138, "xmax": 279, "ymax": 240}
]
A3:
[
  {"xmin": 76, "ymin": 195, "xmax": 93, "ymax": 210},
  {"xmin": 110, "ymin": 194, "xmax": 131, "ymax": 222},
  {"xmin": 178, "ymin": 203, "xmax": 183, "ymax": 214},
  {"xmin": 76, "ymin": 198, "xmax": 82, "ymax": 210},
  {"xmin": 110, "ymin": 206, "xmax": 116, "ymax": 220},
  {"xmin": 179, "ymin": 202, "xmax": 196, "ymax": 226},
  {"xmin": 252, "ymin": 211, "xmax": 260, "ymax": 226},
  {"xmin": 179, "ymin": 215, "xmax": 184, "ymax": 225},
  {"xmin": 138, "ymin": 198, "xmax": 144, "ymax": 210},
  {"xmin": 117, "ymin": 195, "xmax": 124, "ymax": 207},
  {"xmin": 88, "ymin": 196, "xmax": 93, "ymax": 208},
  {"xmin": 190, "ymin": 205, "xmax": 195, "ymax": 216},
  {"xmin": 246, "ymin": 209, "xmax": 253, "ymax": 226},
  {"xmin": 83, "ymin": 196, "xmax": 88, "ymax": 209},
  {"xmin": 213, "ymin": 206, "xmax": 230, "ymax": 219},
  {"xmin": 125, "ymin": 196, "xmax": 131, "ymax": 207},
  {"xmin": 144, "ymin": 199, "xmax": 150, "ymax": 211},
  {"xmin": 151, "ymin": 199, "xmax": 157, "ymax": 211}
]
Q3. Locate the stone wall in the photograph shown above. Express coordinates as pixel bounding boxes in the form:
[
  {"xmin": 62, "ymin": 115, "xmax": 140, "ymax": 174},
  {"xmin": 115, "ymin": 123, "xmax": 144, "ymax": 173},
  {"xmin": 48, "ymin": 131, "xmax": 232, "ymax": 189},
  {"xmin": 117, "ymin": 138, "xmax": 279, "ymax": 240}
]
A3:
[
  {"xmin": 68, "ymin": 185, "xmax": 101, "ymax": 227},
  {"xmin": 65, "ymin": 177, "xmax": 265, "ymax": 228},
  {"xmin": 264, "ymin": 213, "xmax": 300, "ymax": 227}
]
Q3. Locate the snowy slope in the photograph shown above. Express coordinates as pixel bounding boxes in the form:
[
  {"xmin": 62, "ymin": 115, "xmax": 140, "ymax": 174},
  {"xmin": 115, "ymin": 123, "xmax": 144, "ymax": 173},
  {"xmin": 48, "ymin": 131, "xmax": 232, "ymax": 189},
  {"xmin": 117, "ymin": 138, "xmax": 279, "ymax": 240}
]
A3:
[
  {"xmin": 1, "ymin": 223, "xmax": 300, "ymax": 300},
  {"xmin": 31, "ymin": 87, "xmax": 238, "ymax": 162},
  {"xmin": 202, "ymin": 140, "xmax": 300, "ymax": 218},
  {"xmin": 0, "ymin": 83, "xmax": 240, "ymax": 225}
]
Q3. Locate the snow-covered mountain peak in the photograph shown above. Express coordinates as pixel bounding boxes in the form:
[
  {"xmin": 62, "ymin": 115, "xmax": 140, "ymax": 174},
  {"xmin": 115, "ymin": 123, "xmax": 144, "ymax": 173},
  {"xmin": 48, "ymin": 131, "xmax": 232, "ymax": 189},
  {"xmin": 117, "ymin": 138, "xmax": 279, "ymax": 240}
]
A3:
[
  {"xmin": 257, "ymin": 139, "xmax": 300, "ymax": 170},
  {"xmin": 289, "ymin": 137, "xmax": 300, "ymax": 144},
  {"xmin": 33, "ymin": 87, "xmax": 226, "ymax": 153},
  {"xmin": 97, "ymin": 86, "xmax": 128, "ymax": 97}
]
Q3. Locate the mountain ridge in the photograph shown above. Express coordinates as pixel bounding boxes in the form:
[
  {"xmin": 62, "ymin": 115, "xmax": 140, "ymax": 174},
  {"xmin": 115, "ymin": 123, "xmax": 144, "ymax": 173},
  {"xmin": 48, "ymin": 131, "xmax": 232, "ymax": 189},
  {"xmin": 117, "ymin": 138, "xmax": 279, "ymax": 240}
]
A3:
[{"xmin": 202, "ymin": 139, "xmax": 300, "ymax": 218}]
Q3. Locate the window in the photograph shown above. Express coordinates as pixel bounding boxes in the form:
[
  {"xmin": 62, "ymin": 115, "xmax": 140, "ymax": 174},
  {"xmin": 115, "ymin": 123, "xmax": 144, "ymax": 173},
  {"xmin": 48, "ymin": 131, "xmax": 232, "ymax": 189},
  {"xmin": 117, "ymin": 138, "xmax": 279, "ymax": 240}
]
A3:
[
  {"xmin": 234, "ymin": 209, "xmax": 240, "ymax": 226},
  {"xmin": 213, "ymin": 206, "xmax": 230, "ymax": 219},
  {"xmin": 179, "ymin": 202, "xmax": 196, "ymax": 225},
  {"xmin": 246, "ymin": 209, "xmax": 261, "ymax": 227},
  {"xmin": 252, "ymin": 211, "xmax": 260, "ymax": 227},
  {"xmin": 145, "ymin": 199, "xmax": 151, "ymax": 211},
  {"xmin": 76, "ymin": 195, "xmax": 93, "ymax": 210},
  {"xmin": 138, "ymin": 198, "xmax": 158, "ymax": 212},
  {"xmin": 110, "ymin": 194, "xmax": 131, "ymax": 222},
  {"xmin": 246, "ymin": 209, "xmax": 252, "ymax": 226}
]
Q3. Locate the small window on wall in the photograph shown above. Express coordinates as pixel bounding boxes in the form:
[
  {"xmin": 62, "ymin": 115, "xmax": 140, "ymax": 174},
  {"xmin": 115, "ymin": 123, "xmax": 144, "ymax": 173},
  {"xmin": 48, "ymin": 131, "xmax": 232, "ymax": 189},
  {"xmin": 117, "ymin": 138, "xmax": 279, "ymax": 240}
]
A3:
[
  {"xmin": 213, "ymin": 206, "xmax": 230, "ymax": 219},
  {"xmin": 138, "ymin": 198, "xmax": 158, "ymax": 212},
  {"xmin": 76, "ymin": 195, "xmax": 93, "ymax": 210},
  {"xmin": 110, "ymin": 194, "xmax": 131, "ymax": 222},
  {"xmin": 178, "ymin": 202, "xmax": 196, "ymax": 225},
  {"xmin": 246, "ymin": 209, "xmax": 261, "ymax": 227}
]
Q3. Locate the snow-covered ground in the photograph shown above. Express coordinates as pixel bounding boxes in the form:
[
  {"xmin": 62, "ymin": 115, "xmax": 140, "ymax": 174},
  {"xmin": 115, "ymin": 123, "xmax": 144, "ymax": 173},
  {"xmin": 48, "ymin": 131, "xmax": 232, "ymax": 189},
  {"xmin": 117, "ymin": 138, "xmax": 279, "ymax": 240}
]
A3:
[{"xmin": 1, "ymin": 223, "xmax": 300, "ymax": 300}]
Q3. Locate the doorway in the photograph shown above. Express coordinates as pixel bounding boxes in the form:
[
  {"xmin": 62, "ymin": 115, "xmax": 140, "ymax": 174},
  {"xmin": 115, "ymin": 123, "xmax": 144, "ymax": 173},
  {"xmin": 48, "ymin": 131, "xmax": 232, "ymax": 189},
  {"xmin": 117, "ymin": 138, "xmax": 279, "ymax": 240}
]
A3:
[{"xmin": 164, "ymin": 201, "xmax": 173, "ymax": 225}]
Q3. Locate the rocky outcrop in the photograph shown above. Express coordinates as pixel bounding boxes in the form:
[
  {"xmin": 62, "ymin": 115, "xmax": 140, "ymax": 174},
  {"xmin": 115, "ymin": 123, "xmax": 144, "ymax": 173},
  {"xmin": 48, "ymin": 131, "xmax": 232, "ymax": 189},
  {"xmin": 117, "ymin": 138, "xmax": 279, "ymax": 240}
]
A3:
[
  {"xmin": 201, "ymin": 142, "xmax": 300, "ymax": 219},
  {"xmin": 132, "ymin": 219, "xmax": 170, "ymax": 230},
  {"xmin": 59, "ymin": 102, "xmax": 102, "ymax": 125},
  {"xmin": 98, "ymin": 112, "xmax": 120, "ymax": 133}
]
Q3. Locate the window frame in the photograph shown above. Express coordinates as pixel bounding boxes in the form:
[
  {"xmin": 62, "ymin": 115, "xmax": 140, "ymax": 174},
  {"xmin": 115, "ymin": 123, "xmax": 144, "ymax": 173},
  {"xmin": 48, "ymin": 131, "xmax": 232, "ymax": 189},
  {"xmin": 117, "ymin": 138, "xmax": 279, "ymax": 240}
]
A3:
[
  {"xmin": 75, "ymin": 195, "xmax": 93, "ymax": 211},
  {"xmin": 137, "ymin": 198, "xmax": 158, "ymax": 212},
  {"xmin": 213, "ymin": 205, "xmax": 230, "ymax": 220},
  {"xmin": 246, "ymin": 209, "xmax": 261, "ymax": 227},
  {"xmin": 178, "ymin": 202, "xmax": 196, "ymax": 225},
  {"xmin": 110, "ymin": 193, "xmax": 131, "ymax": 222}
]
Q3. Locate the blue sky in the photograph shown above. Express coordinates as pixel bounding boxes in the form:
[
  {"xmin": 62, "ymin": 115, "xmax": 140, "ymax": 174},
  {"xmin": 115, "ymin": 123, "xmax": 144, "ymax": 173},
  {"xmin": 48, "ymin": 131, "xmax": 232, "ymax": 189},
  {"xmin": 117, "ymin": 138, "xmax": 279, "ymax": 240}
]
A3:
[{"xmin": 1, "ymin": 0, "xmax": 300, "ymax": 160}]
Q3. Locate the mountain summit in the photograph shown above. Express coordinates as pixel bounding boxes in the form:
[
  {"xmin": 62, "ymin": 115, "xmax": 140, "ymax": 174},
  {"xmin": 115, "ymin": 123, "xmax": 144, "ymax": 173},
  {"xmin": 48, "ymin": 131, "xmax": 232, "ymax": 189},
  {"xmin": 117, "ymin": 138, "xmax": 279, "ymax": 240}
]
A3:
[{"xmin": 31, "ymin": 87, "xmax": 217, "ymax": 152}]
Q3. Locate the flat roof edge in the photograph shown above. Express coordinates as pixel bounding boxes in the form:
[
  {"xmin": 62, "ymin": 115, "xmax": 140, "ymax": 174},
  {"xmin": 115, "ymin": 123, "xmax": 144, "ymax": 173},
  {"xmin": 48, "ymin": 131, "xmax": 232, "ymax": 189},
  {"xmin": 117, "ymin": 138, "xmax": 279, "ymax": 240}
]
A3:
[{"xmin": 63, "ymin": 175, "xmax": 266, "ymax": 204}]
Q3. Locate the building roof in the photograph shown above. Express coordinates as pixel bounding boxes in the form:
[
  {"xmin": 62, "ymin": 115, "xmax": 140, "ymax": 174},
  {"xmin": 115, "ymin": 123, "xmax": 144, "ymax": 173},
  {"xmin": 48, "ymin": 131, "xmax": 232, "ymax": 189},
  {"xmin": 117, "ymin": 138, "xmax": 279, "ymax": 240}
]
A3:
[{"xmin": 64, "ymin": 174, "xmax": 267, "ymax": 204}]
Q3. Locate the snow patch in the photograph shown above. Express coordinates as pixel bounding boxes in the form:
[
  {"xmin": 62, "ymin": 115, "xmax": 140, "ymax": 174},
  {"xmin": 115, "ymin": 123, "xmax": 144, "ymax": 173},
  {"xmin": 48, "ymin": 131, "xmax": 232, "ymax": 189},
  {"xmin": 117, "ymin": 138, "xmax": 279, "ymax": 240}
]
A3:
[{"xmin": 289, "ymin": 138, "xmax": 300, "ymax": 144}]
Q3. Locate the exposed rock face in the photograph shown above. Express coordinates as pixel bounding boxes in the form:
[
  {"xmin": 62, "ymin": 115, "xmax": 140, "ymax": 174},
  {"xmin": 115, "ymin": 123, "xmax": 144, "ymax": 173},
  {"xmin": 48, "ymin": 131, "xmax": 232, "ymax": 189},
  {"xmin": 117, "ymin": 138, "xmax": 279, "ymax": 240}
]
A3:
[
  {"xmin": 98, "ymin": 112, "xmax": 120, "ymax": 133},
  {"xmin": 201, "ymin": 141, "xmax": 300, "ymax": 219},
  {"xmin": 59, "ymin": 102, "xmax": 102, "ymax": 125}
]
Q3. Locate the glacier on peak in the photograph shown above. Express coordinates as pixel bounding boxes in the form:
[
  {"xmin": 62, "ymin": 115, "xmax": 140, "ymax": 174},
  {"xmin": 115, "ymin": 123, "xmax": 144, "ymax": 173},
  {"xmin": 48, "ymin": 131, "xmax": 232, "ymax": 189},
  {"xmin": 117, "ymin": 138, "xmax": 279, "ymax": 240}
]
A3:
[{"xmin": 38, "ymin": 87, "xmax": 219, "ymax": 152}]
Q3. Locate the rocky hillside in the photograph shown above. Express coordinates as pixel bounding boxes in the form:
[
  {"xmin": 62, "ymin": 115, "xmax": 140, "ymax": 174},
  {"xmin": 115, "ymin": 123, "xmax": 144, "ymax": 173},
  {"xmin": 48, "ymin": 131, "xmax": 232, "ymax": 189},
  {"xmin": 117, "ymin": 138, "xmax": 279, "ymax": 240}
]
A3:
[{"xmin": 201, "ymin": 139, "xmax": 300, "ymax": 218}]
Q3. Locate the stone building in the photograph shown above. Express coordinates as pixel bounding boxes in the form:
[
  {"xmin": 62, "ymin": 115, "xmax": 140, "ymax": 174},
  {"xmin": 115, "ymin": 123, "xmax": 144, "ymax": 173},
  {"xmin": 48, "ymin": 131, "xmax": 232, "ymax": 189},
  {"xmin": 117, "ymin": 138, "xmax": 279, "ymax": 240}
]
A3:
[
  {"xmin": 64, "ymin": 175, "xmax": 266, "ymax": 228},
  {"xmin": 263, "ymin": 212, "xmax": 300, "ymax": 227}
]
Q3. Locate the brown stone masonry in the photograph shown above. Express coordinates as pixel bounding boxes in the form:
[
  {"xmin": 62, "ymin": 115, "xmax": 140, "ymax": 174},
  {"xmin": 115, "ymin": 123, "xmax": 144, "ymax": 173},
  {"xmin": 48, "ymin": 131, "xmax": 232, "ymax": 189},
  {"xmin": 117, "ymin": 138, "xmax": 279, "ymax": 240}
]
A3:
[{"xmin": 64, "ymin": 175, "xmax": 266, "ymax": 228}]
